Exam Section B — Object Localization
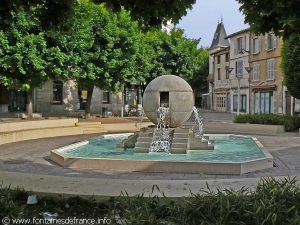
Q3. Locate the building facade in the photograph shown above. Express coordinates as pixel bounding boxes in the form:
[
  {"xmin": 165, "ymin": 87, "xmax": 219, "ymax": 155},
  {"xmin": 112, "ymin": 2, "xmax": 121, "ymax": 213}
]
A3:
[
  {"xmin": 211, "ymin": 47, "xmax": 230, "ymax": 112},
  {"xmin": 35, "ymin": 80, "xmax": 122, "ymax": 117},
  {"xmin": 209, "ymin": 22, "xmax": 300, "ymax": 115},
  {"xmin": 249, "ymin": 32, "xmax": 284, "ymax": 114},
  {"xmin": 207, "ymin": 21, "xmax": 230, "ymax": 111},
  {"xmin": 226, "ymin": 29, "xmax": 251, "ymax": 113},
  {"xmin": 0, "ymin": 80, "xmax": 144, "ymax": 117}
]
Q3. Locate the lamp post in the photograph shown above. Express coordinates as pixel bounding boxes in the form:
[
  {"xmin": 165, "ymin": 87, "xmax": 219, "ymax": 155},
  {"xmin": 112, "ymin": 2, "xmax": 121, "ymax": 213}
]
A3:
[
  {"xmin": 245, "ymin": 66, "xmax": 253, "ymax": 114},
  {"xmin": 225, "ymin": 66, "xmax": 234, "ymax": 112}
]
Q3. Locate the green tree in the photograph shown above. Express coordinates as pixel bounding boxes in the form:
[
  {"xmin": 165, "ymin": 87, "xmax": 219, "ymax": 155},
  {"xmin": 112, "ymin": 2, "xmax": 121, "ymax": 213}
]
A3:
[
  {"xmin": 237, "ymin": 0, "xmax": 300, "ymax": 100},
  {"xmin": 92, "ymin": 0, "xmax": 196, "ymax": 28},
  {"xmin": 52, "ymin": 2, "xmax": 145, "ymax": 118},
  {"xmin": 0, "ymin": 6, "xmax": 67, "ymax": 118},
  {"xmin": 237, "ymin": 0, "xmax": 300, "ymax": 38},
  {"xmin": 142, "ymin": 28, "xmax": 208, "ymax": 95},
  {"xmin": 186, "ymin": 49, "xmax": 209, "ymax": 93},
  {"xmin": 281, "ymin": 33, "xmax": 300, "ymax": 99},
  {"xmin": 0, "ymin": 0, "xmax": 196, "ymax": 29}
]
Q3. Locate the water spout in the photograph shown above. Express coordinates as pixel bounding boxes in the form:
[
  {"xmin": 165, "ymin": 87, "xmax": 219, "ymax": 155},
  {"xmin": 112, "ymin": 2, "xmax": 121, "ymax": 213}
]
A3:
[
  {"xmin": 192, "ymin": 106, "xmax": 207, "ymax": 142},
  {"xmin": 149, "ymin": 106, "xmax": 172, "ymax": 153}
]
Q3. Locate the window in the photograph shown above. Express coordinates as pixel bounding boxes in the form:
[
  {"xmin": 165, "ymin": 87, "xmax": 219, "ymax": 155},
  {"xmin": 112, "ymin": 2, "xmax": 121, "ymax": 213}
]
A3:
[
  {"xmin": 235, "ymin": 36, "xmax": 246, "ymax": 54},
  {"xmin": 102, "ymin": 91, "xmax": 110, "ymax": 104},
  {"xmin": 160, "ymin": 92, "xmax": 169, "ymax": 107},
  {"xmin": 233, "ymin": 94, "xmax": 247, "ymax": 112},
  {"xmin": 225, "ymin": 66, "xmax": 230, "ymax": 79},
  {"xmin": 216, "ymin": 95, "xmax": 226, "ymax": 108},
  {"xmin": 254, "ymin": 91, "xmax": 273, "ymax": 114},
  {"xmin": 252, "ymin": 37, "xmax": 260, "ymax": 54},
  {"xmin": 217, "ymin": 55, "xmax": 220, "ymax": 64},
  {"xmin": 217, "ymin": 68, "xmax": 221, "ymax": 80},
  {"xmin": 52, "ymin": 81, "xmax": 63, "ymax": 104},
  {"xmin": 225, "ymin": 53, "xmax": 229, "ymax": 62},
  {"xmin": 267, "ymin": 59, "xmax": 276, "ymax": 80},
  {"xmin": 265, "ymin": 33, "xmax": 277, "ymax": 50},
  {"xmin": 252, "ymin": 64, "xmax": 260, "ymax": 81},
  {"xmin": 236, "ymin": 60, "xmax": 243, "ymax": 78}
]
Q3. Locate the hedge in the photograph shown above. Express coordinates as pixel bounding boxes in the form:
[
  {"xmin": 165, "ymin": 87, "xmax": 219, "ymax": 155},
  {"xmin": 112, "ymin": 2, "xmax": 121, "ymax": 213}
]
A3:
[
  {"xmin": 234, "ymin": 113, "xmax": 300, "ymax": 131},
  {"xmin": 1, "ymin": 177, "xmax": 300, "ymax": 225}
]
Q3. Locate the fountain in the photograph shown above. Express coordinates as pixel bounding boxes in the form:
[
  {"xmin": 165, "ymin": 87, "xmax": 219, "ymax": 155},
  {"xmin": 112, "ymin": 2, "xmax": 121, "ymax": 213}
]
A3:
[
  {"xmin": 50, "ymin": 75, "xmax": 274, "ymax": 175},
  {"xmin": 149, "ymin": 106, "xmax": 172, "ymax": 153}
]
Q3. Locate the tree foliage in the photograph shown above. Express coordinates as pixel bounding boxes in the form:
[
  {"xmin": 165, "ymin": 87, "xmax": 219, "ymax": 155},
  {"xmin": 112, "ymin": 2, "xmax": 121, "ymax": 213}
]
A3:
[
  {"xmin": 281, "ymin": 33, "xmax": 300, "ymax": 99},
  {"xmin": 92, "ymin": 0, "xmax": 196, "ymax": 28},
  {"xmin": 49, "ymin": 2, "xmax": 145, "ymax": 117},
  {"xmin": 0, "ymin": 6, "xmax": 54, "ymax": 91},
  {"xmin": 0, "ymin": 0, "xmax": 75, "ymax": 29},
  {"xmin": 0, "ymin": 3, "xmax": 68, "ymax": 117},
  {"xmin": 237, "ymin": 0, "xmax": 300, "ymax": 38},
  {"xmin": 237, "ymin": 0, "xmax": 300, "ymax": 100},
  {"xmin": 0, "ymin": 0, "xmax": 196, "ymax": 29},
  {"xmin": 143, "ymin": 28, "xmax": 209, "ymax": 92}
]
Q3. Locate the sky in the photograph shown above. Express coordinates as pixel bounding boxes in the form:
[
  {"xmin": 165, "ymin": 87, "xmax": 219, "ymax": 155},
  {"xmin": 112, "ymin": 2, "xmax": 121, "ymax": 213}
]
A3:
[{"xmin": 177, "ymin": 0, "xmax": 248, "ymax": 48}]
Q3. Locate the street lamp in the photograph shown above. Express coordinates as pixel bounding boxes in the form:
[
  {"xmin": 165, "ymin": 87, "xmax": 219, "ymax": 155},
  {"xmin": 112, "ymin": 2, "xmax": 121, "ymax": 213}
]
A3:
[
  {"xmin": 244, "ymin": 66, "xmax": 252, "ymax": 75},
  {"xmin": 225, "ymin": 67, "xmax": 234, "ymax": 113},
  {"xmin": 225, "ymin": 66, "xmax": 234, "ymax": 74},
  {"xmin": 245, "ymin": 66, "xmax": 253, "ymax": 114},
  {"xmin": 239, "ymin": 48, "xmax": 250, "ymax": 54}
]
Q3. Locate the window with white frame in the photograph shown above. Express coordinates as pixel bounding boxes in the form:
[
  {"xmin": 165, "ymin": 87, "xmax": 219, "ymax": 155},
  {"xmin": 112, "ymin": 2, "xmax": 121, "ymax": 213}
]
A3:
[
  {"xmin": 235, "ymin": 36, "xmax": 246, "ymax": 54},
  {"xmin": 216, "ymin": 95, "xmax": 226, "ymax": 108},
  {"xmin": 236, "ymin": 60, "xmax": 243, "ymax": 78},
  {"xmin": 267, "ymin": 59, "xmax": 276, "ymax": 80},
  {"xmin": 265, "ymin": 33, "xmax": 277, "ymax": 50},
  {"xmin": 252, "ymin": 36, "xmax": 260, "ymax": 54},
  {"xmin": 252, "ymin": 64, "xmax": 260, "ymax": 81}
]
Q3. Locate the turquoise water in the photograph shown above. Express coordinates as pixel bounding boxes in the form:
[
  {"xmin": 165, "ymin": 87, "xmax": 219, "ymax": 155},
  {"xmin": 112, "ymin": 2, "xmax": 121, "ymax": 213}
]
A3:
[{"xmin": 63, "ymin": 134, "xmax": 265, "ymax": 162}]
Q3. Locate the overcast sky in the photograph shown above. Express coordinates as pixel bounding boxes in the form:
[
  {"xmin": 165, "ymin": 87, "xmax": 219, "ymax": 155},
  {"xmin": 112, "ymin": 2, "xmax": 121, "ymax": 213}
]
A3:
[{"xmin": 177, "ymin": 0, "xmax": 248, "ymax": 48}]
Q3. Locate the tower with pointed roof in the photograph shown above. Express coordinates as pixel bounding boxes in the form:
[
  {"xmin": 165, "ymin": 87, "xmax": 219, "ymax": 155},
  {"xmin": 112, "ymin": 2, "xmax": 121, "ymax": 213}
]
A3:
[
  {"xmin": 210, "ymin": 21, "xmax": 230, "ymax": 50},
  {"xmin": 207, "ymin": 21, "xmax": 230, "ymax": 111}
]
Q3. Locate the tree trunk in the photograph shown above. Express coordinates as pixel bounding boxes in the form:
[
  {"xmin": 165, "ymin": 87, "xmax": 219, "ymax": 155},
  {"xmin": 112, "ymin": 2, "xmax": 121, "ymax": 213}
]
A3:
[
  {"xmin": 85, "ymin": 87, "xmax": 94, "ymax": 119},
  {"xmin": 26, "ymin": 90, "xmax": 33, "ymax": 119}
]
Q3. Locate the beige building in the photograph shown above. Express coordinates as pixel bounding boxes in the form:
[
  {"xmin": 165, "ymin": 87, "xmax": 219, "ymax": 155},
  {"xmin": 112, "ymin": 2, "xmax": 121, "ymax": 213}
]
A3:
[
  {"xmin": 208, "ymin": 22, "xmax": 300, "ymax": 115},
  {"xmin": 208, "ymin": 21, "xmax": 230, "ymax": 111},
  {"xmin": 226, "ymin": 28, "xmax": 251, "ymax": 114},
  {"xmin": 249, "ymin": 33, "xmax": 285, "ymax": 114},
  {"xmin": 211, "ymin": 47, "xmax": 230, "ymax": 112}
]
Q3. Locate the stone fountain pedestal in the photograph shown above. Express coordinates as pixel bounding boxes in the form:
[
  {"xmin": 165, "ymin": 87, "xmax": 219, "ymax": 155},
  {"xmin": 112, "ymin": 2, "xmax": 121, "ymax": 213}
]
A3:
[
  {"xmin": 120, "ymin": 126, "xmax": 215, "ymax": 154},
  {"xmin": 120, "ymin": 75, "xmax": 215, "ymax": 154}
]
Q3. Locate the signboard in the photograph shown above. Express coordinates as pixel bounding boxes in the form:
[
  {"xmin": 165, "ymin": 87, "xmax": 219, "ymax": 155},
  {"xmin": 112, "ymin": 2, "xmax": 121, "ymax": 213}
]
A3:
[{"xmin": 81, "ymin": 90, "xmax": 87, "ymax": 99}]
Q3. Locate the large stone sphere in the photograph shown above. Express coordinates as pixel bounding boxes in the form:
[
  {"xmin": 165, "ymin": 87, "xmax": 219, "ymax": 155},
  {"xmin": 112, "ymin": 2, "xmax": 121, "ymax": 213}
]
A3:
[{"xmin": 143, "ymin": 75, "xmax": 194, "ymax": 128}]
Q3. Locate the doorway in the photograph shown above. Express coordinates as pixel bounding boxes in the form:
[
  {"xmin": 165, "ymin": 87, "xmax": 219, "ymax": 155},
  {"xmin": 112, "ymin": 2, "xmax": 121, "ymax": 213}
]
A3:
[{"xmin": 286, "ymin": 91, "xmax": 292, "ymax": 115}]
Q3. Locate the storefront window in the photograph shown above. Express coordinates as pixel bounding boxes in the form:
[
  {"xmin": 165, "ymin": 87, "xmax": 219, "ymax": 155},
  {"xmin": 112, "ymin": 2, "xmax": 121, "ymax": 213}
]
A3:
[
  {"xmin": 254, "ymin": 91, "xmax": 273, "ymax": 114},
  {"xmin": 233, "ymin": 94, "xmax": 247, "ymax": 112}
]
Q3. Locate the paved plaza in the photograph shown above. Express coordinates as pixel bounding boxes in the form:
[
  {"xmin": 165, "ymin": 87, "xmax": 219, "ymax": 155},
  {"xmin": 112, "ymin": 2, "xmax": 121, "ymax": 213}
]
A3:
[{"xmin": 0, "ymin": 111, "xmax": 299, "ymax": 197}]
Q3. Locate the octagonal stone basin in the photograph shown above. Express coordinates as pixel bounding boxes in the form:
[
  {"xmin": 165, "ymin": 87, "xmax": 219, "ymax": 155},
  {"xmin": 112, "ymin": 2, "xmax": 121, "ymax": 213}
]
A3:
[{"xmin": 50, "ymin": 133, "xmax": 273, "ymax": 175}]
